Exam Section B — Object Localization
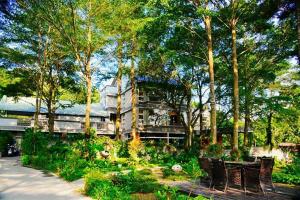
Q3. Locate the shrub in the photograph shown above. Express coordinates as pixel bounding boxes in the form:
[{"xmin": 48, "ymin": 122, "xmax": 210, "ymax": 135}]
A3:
[
  {"xmin": 31, "ymin": 154, "xmax": 49, "ymax": 169},
  {"xmin": 21, "ymin": 155, "xmax": 31, "ymax": 166},
  {"xmin": 21, "ymin": 129, "xmax": 48, "ymax": 155},
  {"xmin": 273, "ymin": 155, "xmax": 300, "ymax": 185},
  {"xmin": 155, "ymin": 186, "xmax": 208, "ymax": 200},
  {"xmin": 0, "ymin": 131, "xmax": 14, "ymax": 154},
  {"xmin": 272, "ymin": 172, "xmax": 300, "ymax": 185},
  {"xmin": 182, "ymin": 158, "xmax": 204, "ymax": 179},
  {"xmin": 230, "ymin": 148, "xmax": 241, "ymax": 161},
  {"xmin": 84, "ymin": 170, "xmax": 131, "ymax": 200},
  {"xmin": 112, "ymin": 170, "xmax": 161, "ymax": 193},
  {"xmin": 59, "ymin": 155, "xmax": 89, "ymax": 181},
  {"xmin": 205, "ymin": 144, "xmax": 223, "ymax": 158}
]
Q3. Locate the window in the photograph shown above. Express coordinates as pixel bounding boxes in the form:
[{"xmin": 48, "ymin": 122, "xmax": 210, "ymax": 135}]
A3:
[
  {"xmin": 110, "ymin": 113, "xmax": 116, "ymax": 122},
  {"xmin": 100, "ymin": 117, "xmax": 106, "ymax": 122},
  {"xmin": 138, "ymin": 90, "xmax": 144, "ymax": 101},
  {"xmin": 97, "ymin": 123, "xmax": 105, "ymax": 130}
]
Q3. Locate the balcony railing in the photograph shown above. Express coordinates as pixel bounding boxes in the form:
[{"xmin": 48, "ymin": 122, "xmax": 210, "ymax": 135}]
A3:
[{"xmin": 138, "ymin": 124, "xmax": 185, "ymax": 134}]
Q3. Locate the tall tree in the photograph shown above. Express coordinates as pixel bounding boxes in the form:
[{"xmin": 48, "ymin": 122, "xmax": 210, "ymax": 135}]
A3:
[{"xmin": 32, "ymin": 0, "xmax": 110, "ymax": 136}]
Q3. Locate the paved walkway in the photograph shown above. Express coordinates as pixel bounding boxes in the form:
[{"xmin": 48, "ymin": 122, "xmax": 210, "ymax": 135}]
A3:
[{"xmin": 0, "ymin": 157, "xmax": 90, "ymax": 200}]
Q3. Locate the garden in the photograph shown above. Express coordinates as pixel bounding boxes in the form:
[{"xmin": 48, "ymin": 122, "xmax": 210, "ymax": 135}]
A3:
[{"xmin": 18, "ymin": 129, "xmax": 300, "ymax": 200}]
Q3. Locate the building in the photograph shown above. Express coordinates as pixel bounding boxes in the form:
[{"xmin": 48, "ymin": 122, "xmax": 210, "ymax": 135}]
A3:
[
  {"xmin": 0, "ymin": 77, "xmax": 210, "ymax": 142},
  {"xmin": 0, "ymin": 96, "xmax": 115, "ymax": 136}
]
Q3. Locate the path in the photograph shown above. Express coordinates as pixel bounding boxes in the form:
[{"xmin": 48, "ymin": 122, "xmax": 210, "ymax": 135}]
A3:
[{"xmin": 0, "ymin": 157, "xmax": 90, "ymax": 200}]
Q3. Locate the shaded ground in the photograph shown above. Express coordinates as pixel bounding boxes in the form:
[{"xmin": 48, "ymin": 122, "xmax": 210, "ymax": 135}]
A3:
[{"xmin": 0, "ymin": 157, "xmax": 89, "ymax": 200}]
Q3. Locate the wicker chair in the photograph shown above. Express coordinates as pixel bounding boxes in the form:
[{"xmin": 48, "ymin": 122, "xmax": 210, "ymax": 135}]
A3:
[
  {"xmin": 198, "ymin": 157, "xmax": 212, "ymax": 187},
  {"xmin": 211, "ymin": 159, "xmax": 228, "ymax": 192},
  {"xmin": 227, "ymin": 165, "xmax": 243, "ymax": 189},
  {"xmin": 260, "ymin": 157, "xmax": 275, "ymax": 192},
  {"xmin": 243, "ymin": 166, "xmax": 264, "ymax": 194}
]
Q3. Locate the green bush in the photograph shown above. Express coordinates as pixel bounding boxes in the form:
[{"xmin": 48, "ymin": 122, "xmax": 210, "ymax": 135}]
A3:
[
  {"xmin": 84, "ymin": 170, "xmax": 131, "ymax": 200},
  {"xmin": 182, "ymin": 158, "xmax": 204, "ymax": 179},
  {"xmin": 31, "ymin": 154, "xmax": 49, "ymax": 169},
  {"xmin": 21, "ymin": 129, "xmax": 48, "ymax": 155},
  {"xmin": 272, "ymin": 172, "xmax": 300, "ymax": 185},
  {"xmin": 204, "ymin": 144, "xmax": 223, "ymax": 158},
  {"xmin": 21, "ymin": 155, "xmax": 31, "ymax": 166},
  {"xmin": 112, "ymin": 170, "xmax": 161, "ymax": 193},
  {"xmin": 155, "ymin": 186, "xmax": 208, "ymax": 200},
  {"xmin": 0, "ymin": 131, "xmax": 14, "ymax": 153},
  {"xmin": 59, "ymin": 155, "xmax": 90, "ymax": 181},
  {"xmin": 273, "ymin": 156, "xmax": 300, "ymax": 185}
]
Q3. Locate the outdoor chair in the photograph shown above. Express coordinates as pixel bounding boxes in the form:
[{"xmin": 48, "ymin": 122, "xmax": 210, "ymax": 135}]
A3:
[
  {"xmin": 210, "ymin": 158, "xmax": 228, "ymax": 192},
  {"xmin": 227, "ymin": 165, "xmax": 243, "ymax": 189},
  {"xmin": 243, "ymin": 165, "xmax": 265, "ymax": 194},
  {"xmin": 198, "ymin": 157, "xmax": 212, "ymax": 187},
  {"xmin": 260, "ymin": 157, "xmax": 275, "ymax": 192}
]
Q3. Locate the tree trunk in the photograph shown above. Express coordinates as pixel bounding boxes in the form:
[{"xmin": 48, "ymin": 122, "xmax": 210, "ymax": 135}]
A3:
[
  {"xmin": 185, "ymin": 89, "xmax": 193, "ymax": 150},
  {"xmin": 84, "ymin": 0, "xmax": 92, "ymax": 137},
  {"xmin": 204, "ymin": 12, "xmax": 217, "ymax": 145},
  {"xmin": 266, "ymin": 111, "xmax": 273, "ymax": 148},
  {"xmin": 34, "ymin": 74, "xmax": 41, "ymax": 130},
  {"xmin": 47, "ymin": 104, "xmax": 55, "ymax": 134},
  {"xmin": 130, "ymin": 38, "xmax": 138, "ymax": 141},
  {"xmin": 231, "ymin": 18, "xmax": 239, "ymax": 150},
  {"xmin": 199, "ymin": 95, "xmax": 204, "ymax": 149},
  {"xmin": 85, "ymin": 61, "xmax": 92, "ymax": 136},
  {"xmin": 297, "ymin": 0, "xmax": 300, "ymax": 64},
  {"xmin": 34, "ymin": 30, "xmax": 44, "ymax": 130},
  {"xmin": 116, "ymin": 40, "xmax": 123, "ymax": 140},
  {"xmin": 244, "ymin": 103, "xmax": 250, "ymax": 146}
]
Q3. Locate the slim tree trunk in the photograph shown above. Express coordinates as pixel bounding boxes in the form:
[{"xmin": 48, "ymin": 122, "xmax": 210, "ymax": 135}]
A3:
[
  {"xmin": 84, "ymin": 0, "xmax": 92, "ymax": 137},
  {"xmin": 130, "ymin": 38, "xmax": 138, "ymax": 141},
  {"xmin": 204, "ymin": 9, "xmax": 217, "ymax": 145},
  {"xmin": 297, "ymin": 0, "xmax": 300, "ymax": 64},
  {"xmin": 199, "ymin": 95, "xmax": 204, "ymax": 149},
  {"xmin": 184, "ymin": 88, "xmax": 193, "ymax": 150},
  {"xmin": 231, "ymin": 17, "xmax": 239, "ymax": 150},
  {"xmin": 34, "ymin": 30, "xmax": 43, "ymax": 130},
  {"xmin": 34, "ymin": 74, "xmax": 41, "ymax": 130},
  {"xmin": 266, "ymin": 111, "xmax": 273, "ymax": 148},
  {"xmin": 244, "ymin": 101, "xmax": 250, "ymax": 146},
  {"xmin": 85, "ymin": 61, "xmax": 92, "ymax": 136},
  {"xmin": 116, "ymin": 40, "xmax": 123, "ymax": 140}
]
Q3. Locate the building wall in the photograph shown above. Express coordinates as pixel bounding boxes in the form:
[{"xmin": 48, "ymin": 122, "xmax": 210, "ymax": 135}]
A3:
[{"xmin": 0, "ymin": 118, "xmax": 17, "ymax": 126}]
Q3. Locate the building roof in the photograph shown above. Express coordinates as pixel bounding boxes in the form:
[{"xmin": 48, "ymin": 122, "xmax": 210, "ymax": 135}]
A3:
[{"xmin": 0, "ymin": 96, "xmax": 108, "ymax": 117}]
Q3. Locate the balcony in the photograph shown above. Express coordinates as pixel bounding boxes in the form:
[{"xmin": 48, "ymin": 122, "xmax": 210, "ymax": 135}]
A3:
[
  {"xmin": 138, "ymin": 124, "xmax": 185, "ymax": 134},
  {"xmin": 0, "ymin": 118, "xmax": 32, "ymax": 131}
]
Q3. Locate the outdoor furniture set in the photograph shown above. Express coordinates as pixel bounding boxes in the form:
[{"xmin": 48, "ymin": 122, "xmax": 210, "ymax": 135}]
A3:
[{"xmin": 198, "ymin": 157, "xmax": 275, "ymax": 194}]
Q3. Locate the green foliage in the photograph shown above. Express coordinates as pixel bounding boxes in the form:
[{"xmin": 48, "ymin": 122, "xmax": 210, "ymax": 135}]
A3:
[
  {"xmin": 85, "ymin": 169, "xmax": 161, "ymax": 200},
  {"xmin": 21, "ymin": 129, "xmax": 48, "ymax": 155},
  {"xmin": 84, "ymin": 170, "xmax": 131, "ymax": 200},
  {"xmin": 182, "ymin": 158, "xmax": 204, "ymax": 179},
  {"xmin": 112, "ymin": 170, "xmax": 161, "ymax": 193},
  {"xmin": 155, "ymin": 186, "xmax": 208, "ymax": 200},
  {"xmin": 21, "ymin": 155, "xmax": 31, "ymax": 166},
  {"xmin": 230, "ymin": 149, "xmax": 241, "ymax": 161},
  {"xmin": 204, "ymin": 144, "xmax": 224, "ymax": 158},
  {"xmin": 273, "ymin": 156, "xmax": 300, "ymax": 185},
  {"xmin": 0, "ymin": 131, "xmax": 14, "ymax": 153},
  {"xmin": 272, "ymin": 172, "xmax": 300, "ymax": 185}
]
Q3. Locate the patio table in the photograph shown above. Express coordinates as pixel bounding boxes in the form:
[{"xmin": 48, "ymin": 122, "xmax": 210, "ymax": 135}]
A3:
[{"xmin": 224, "ymin": 161, "xmax": 260, "ymax": 189}]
